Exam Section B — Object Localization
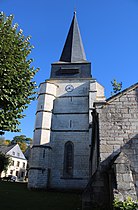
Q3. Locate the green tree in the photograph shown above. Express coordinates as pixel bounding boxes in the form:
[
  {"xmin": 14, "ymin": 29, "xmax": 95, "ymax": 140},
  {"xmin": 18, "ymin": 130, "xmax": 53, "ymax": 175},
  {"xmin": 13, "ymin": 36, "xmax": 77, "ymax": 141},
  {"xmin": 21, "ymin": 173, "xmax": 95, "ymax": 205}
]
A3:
[
  {"xmin": 111, "ymin": 79, "xmax": 122, "ymax": 95},
  {"xmin": 0, "ymin": 12, "xmax": 39, "ymax": 135},
  {"xmin": 11, "ymin": 135, "xmax": 32, "ymax": 152},
  {"xmin": 0, "ymin": 152, "xmax": 11, "ymax": 177}
]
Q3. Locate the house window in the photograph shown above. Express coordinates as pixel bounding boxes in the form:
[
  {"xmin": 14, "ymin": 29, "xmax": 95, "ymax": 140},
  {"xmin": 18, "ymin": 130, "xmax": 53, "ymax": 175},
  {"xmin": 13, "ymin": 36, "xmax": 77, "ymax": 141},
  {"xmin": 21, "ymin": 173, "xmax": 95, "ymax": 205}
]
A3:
[
  {"xmin": 21, "ymin": 172, "xmax": 24, "ymax": 178},
  {"xmin": 17, "ymin": 161, "xmax": 20, "ymax": 167},
  {"xmin": 10, "ymin": 170, "xmax": 13, "ymax": 175},
  {"xmin": 64, "ymin": 141, "xmax": 74, "ymax": 177},
  {"xmin": 16, "ymin": 171, "xmax": 19, "ymax": 177},
  {"xmin": 12, "ymin": 151, "xmax": 15, "ymax": 155},
  {"xmin": 11, "ymin": 160, "xmax": 14, "ymax": 166},
  {"xmin": 23, "ymin": 162, "xmax": 25, "ymax": 168},
  {"xmin": 17, "ymin": 153, "xmax": 20, "ymax": 157}
]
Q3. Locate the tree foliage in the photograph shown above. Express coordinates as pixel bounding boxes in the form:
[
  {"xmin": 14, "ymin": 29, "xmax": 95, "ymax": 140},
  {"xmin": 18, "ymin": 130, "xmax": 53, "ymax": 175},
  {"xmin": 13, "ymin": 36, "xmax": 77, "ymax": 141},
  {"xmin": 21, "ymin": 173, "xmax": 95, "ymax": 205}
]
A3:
[
  {"xmin": 0, "ymin": 152, "xmax": 11, "ymax": 177},
  {"xmin": 11, "ymin": 135, "xmax": 32, "ymax": 152},
  {"xmin": 0, "ymin": 12, "xmax": 39, "ymax": 135},
  {"xmin": 0, "ymin": 135, "xmax": 32, "ymax": 152},
  {"xmin": 111, "ymin": 79, "xmax": 122, "ymax": 95}
]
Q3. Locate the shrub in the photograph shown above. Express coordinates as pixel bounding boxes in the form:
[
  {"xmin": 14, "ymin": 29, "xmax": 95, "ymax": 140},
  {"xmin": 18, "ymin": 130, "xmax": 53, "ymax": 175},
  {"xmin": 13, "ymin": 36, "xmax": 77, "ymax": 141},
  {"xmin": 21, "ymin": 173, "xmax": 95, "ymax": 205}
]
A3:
[{"xmin": 113, "ymin": 196, "xmax": 138, "ymax": 210}]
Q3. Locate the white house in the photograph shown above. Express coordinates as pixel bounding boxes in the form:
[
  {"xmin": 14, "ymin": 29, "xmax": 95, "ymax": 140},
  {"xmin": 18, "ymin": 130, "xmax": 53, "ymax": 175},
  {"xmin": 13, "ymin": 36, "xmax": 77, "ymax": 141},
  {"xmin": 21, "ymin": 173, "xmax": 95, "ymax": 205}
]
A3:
[{"xmin": 0, "ymin": 143, "xmax": 27, "ymax": 181}]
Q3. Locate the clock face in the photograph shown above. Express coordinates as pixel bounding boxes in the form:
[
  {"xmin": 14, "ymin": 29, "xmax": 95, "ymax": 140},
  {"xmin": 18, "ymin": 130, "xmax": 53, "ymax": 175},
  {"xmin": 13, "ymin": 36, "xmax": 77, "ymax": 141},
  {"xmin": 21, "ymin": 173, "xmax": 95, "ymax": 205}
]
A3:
[{"xmin": 65, "ymin": 85, "xmax": 74, "ymax": 92}]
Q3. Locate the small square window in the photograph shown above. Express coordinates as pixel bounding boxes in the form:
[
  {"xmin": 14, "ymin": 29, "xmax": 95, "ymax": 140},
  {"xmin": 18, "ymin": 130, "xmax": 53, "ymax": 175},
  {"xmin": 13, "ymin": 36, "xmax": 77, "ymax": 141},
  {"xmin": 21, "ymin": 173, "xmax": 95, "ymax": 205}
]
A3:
[
  {"xmin": 12, "ymin": 151, "xmax": 15, "ymax": 155},
  {"xmin": 17, "ymin": 153, "xmax": 20, "ymax": 157}
]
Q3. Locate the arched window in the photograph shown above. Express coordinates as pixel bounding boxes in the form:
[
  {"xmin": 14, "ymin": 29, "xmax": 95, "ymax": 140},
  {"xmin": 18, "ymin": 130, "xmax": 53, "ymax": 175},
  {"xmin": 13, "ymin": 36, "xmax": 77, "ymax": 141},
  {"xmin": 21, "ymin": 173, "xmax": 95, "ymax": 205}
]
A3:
[{"xmin": 64, "ymin": 141, "xmax": 74, "ymax": 177}]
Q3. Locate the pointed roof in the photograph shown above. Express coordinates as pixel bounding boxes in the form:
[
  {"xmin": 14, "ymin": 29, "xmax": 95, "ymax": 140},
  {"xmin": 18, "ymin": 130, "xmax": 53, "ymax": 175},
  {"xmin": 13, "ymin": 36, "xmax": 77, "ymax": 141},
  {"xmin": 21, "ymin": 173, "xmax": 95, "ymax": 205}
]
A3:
[{"xmin": 59, "ymin": 12, "xmax": 87, "ymax": 63}]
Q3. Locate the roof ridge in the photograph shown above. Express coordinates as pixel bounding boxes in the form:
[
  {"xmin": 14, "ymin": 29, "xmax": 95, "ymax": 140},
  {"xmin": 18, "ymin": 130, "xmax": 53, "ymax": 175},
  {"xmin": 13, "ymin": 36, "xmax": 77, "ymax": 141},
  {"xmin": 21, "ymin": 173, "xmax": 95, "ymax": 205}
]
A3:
[{"xmin": 106, "ymin": 82, "xmax": 138, "ymax": 103}]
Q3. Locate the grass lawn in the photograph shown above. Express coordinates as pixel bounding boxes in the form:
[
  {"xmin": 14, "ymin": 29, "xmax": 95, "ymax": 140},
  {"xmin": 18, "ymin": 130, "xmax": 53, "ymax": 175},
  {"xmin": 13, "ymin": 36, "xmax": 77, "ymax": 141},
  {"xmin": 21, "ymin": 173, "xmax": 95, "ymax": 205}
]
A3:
[{"xmin": 0, "ymin": 181, "xmax": 81, "ymax": 210}]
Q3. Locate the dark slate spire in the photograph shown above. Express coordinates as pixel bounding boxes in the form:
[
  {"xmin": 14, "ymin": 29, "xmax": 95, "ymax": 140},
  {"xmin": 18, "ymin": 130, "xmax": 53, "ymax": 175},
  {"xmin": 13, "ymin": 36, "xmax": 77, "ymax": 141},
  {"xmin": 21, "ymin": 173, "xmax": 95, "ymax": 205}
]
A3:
[
  {"xmin": 50, "ymin": 12, "xmax": 91, "ymax": 79},
  {"xmin": 59, "ymin": 12, "xmax": 87, "ymax": 63}
]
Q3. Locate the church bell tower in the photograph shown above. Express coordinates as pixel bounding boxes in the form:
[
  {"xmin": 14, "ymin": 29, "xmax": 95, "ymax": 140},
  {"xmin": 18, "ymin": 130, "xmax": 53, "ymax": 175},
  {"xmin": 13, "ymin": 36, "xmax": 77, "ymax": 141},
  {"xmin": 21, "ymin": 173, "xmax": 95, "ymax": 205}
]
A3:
[{"xmin": 28, "ymin": 12, "xmax": 105, "ymax": 190}]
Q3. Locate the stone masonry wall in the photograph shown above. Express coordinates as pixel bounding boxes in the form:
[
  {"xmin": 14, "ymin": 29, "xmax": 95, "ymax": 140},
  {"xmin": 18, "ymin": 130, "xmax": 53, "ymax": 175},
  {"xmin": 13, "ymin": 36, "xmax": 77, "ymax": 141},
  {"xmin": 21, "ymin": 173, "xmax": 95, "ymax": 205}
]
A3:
[
  {"xmin": 48, "ymin": 80, "xmax": 90, "ymax": 190},
  {"xmin": 28, "ymin": 146, "xmax": 51, "ymax": 189},
  {"xmin": 98, "ymin": 86, "xmax": 138, "ymax": 163},
  {"xmin": 98, "ymin": 86, "xmax": 138, "ymax": 200},
  {"xmin": 82, "ymin": 84, "xmax": 138, "ymax": 210}
]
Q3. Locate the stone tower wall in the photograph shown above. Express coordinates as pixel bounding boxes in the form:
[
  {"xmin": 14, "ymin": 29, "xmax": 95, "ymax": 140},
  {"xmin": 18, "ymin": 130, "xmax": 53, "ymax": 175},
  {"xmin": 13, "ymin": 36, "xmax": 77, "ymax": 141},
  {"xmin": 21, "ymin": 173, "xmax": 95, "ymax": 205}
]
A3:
[
  {"xmin": 28, "ymin": 146, "xmax": 51, "ymax": 189},
  {"xmin": 33, "ymin": 82, "xmax": 57, "ymax": 145},
  {"xmin": 49, "ymin": 79, "xmax": 90, "ymax": 189}
]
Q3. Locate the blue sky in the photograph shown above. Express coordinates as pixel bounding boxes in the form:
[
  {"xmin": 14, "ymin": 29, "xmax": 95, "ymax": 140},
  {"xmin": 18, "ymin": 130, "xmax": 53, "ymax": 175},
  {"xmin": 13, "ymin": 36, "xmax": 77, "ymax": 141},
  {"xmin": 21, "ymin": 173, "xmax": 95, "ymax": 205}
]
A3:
[{"xmin": 1, "ymin": 0, "xmax": 138, "ymax": 140}]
